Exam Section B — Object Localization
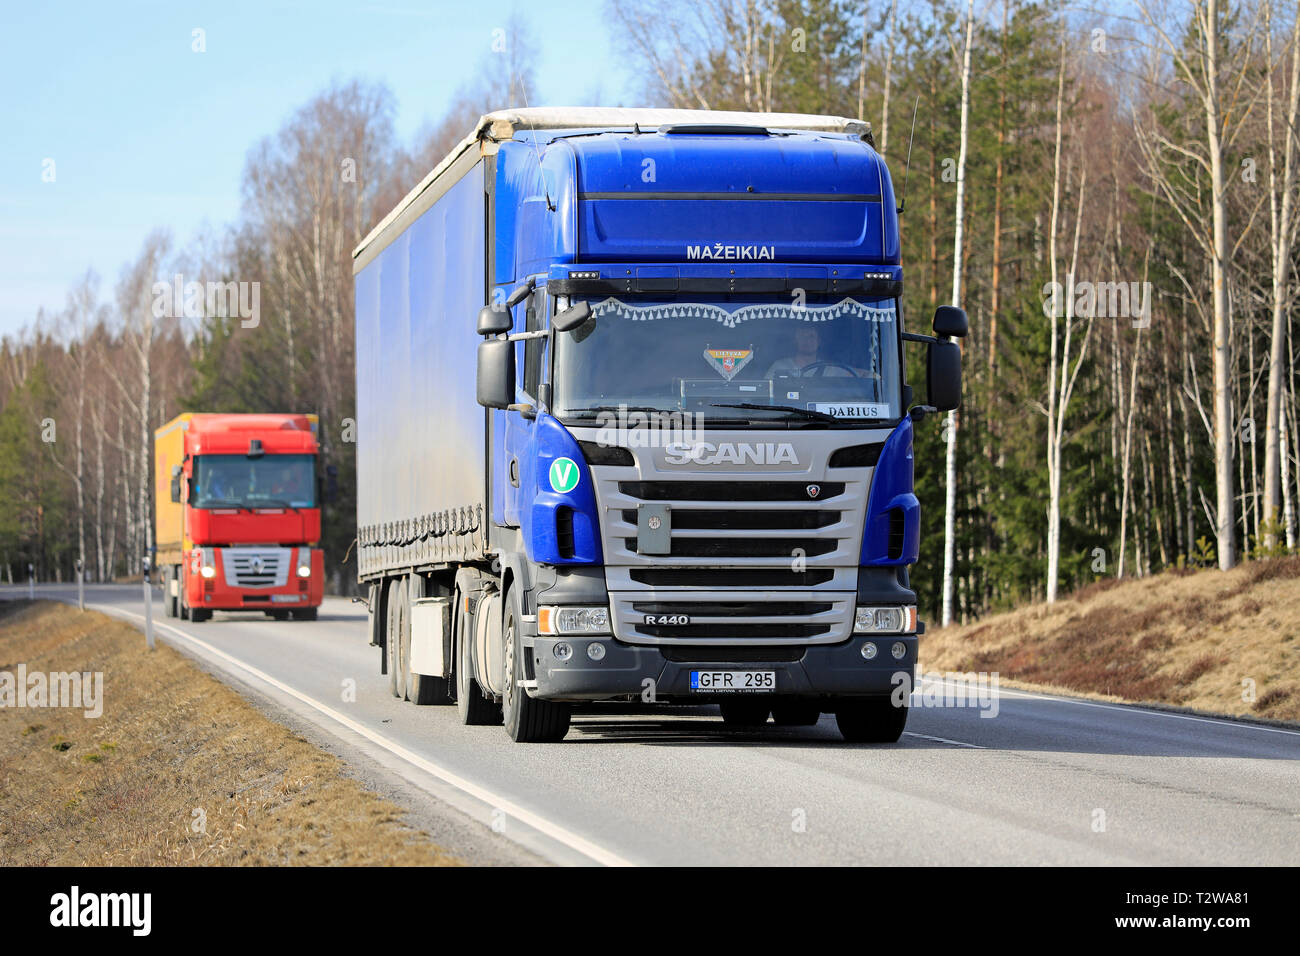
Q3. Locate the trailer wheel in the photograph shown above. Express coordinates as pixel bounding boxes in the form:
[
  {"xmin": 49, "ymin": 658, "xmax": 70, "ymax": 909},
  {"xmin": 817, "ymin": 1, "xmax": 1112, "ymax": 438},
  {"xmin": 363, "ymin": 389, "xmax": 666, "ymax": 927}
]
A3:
[
  {"xmin": 501, "ymin": 589, "xmax": 570, "ymax": 742},
  {"xmin": 719, "ymin": 700, "xmax": 771, "ymax": 727},
  {"xmin": 835, "ymin": 698, "xmax": 908, "ymax": 743},
  {"xmin": 455, "ymin": 585, "xmax": 501, "ymax": 725},
  {"xmin": 771, "ymin": 703, "xmax": 821, "ymax": 726},
  {"xmin": 162, "ymin": 567, "xmax": 175, "ymax": 618},
  {"xmin": 386, "ymin": 578, "xmax": 406, "ymax": 699}
]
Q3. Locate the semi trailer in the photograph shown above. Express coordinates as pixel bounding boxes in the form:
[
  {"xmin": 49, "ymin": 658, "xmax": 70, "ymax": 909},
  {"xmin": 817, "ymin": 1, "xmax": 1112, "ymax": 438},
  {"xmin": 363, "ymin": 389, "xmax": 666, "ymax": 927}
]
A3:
[
  {"xmin": 154, "ymin": 412, "xmax": 327, "ymax": 621},
  {"xmin": 354, "ymin": 107, "xmax": 964, "ymax": 742}
]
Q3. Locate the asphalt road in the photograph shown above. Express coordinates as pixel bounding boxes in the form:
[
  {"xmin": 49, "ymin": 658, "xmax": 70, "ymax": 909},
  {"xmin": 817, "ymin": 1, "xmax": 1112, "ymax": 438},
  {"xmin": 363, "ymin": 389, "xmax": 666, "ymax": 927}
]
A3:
[{"xmin": 8, "ymin": 582, "xmax": 1298, "ymax": 866}]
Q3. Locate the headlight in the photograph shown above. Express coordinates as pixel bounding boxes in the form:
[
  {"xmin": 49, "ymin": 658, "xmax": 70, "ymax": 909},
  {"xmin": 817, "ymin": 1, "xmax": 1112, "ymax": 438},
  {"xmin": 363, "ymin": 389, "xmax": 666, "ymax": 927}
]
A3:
[
  {"xmin": 198, "ymin": 548, "xmax": 216, "ymax": 578},
  {"xmin": 538, "ymin": 605, "xmax": 610, "ymax": 635},
  {"xmin": 200, "ymin": 565, "xmax": 216, "ymax": 579},
  {"xmin": 853, "ymin": 605, "xmax": 917, "ymax": 635},
  {"xmin": 296, "ymin": 548, "xmax": 313, "ymax": 577}
]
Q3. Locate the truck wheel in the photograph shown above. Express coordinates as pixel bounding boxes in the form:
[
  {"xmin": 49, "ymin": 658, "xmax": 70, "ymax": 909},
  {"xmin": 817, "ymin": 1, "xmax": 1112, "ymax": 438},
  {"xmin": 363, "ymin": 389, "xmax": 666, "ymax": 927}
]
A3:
[
  {"xmin": 719, "ymin": 700, "xmax": 772, "ymax": 727},
  {"xmin": 189, "ymin": 607, "xmax": 211, "ymax": 623},
  {"xmin": 771, "ymin": 703, "xmax": 821, "ymax": 726},
  {"xmin": 501, "ymin": 590, "xmax": 570, "ymax": 742},
  {"xmin": 169, "ymin": 568, "xmax": 181, "ymax": 618},
  {"xmin": 292, "ymin": 607, "xmax": 317, "ymax": 621},
  {"xmin": 835, "ymin": 698, "xmax": 908, "ymax": 743},
  {"xmin": 162, "ymin": 568, "xmax": 173, "ymax": 617},
  {"xmin": 455, "ymin": 589, "xmax": 500, "ymax": 725},
  {"xmin": 386, "ymin": 578, "xmax": 406, "ymax": 699}
]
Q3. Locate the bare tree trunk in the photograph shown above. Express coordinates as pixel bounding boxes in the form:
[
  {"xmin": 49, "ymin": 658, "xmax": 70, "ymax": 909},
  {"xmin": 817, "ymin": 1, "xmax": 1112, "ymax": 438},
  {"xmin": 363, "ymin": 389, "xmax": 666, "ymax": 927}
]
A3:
[
  {"xmin": 880, "ymin": 0, "xmax": 896, "ymax": 153},
  {"xmin": 1264, "ymin": 0, "xmax": 1300, "ymax": 548},
  {"xmin": 941, "ymin": 0, "xmax": 974, "ymax": 626},
  {"xmin": 1045, "ymin": 6, "xmax": 1067, "ymax": 603},
  {"xmin": 93, "ymin": 402, "xmax": 106, "ymax": 580},
  {"xmin": 1203, "ymin": 0, "xmax": 1237, "ymax": 569}
]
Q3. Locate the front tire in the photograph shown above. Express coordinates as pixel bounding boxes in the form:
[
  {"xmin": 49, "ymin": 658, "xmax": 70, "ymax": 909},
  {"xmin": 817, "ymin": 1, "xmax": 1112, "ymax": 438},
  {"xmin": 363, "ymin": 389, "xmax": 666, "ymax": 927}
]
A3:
[
  {"xmin": 292, "ymin": 607, "xmax": 317, "ymax": 622},
  {"xmin": 163, "ymin": 567, "xmax": 176, "ymax": 618},
  {"xmin": 835, "ymin": 698, "xmax": 908, "ymax": 743},
  {"xmin": 501, "ymin": 591, "xmax": 570, "ymax": 742}
]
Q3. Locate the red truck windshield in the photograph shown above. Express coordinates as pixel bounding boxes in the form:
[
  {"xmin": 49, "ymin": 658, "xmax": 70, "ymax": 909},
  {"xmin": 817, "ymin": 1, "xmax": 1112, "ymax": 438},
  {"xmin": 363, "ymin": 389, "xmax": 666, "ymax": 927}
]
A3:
[{"xmin": 191, "ymin": 454, "xmax": 316, "ymax": 509}]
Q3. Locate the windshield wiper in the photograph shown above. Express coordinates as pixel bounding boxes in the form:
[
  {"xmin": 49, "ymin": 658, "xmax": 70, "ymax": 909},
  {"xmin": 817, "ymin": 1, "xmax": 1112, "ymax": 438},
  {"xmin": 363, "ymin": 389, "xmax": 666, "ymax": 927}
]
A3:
[
  {"xmin": 709, "ymin": 402, "xmax": 839, "ymax": 423},
  {"xmin": 252, "ymin": 498, "xmax": 302, "ymax": 511},
  {"xmin": 202, "ymin": 499, "xmax": 250, "ymax": 511},
  {"xmin": 562, "ymin": 404, "xmax": 683, "ymax": 417}
]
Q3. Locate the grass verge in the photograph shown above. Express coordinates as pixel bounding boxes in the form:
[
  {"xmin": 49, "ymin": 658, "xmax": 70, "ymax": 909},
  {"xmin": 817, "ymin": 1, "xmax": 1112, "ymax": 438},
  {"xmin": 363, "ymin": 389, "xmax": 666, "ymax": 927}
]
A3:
[
  {"xmin": 0, "ymin": 600, "xmax": 462, "ymax": 865},
  {"xmin": 922, "ymin": 557, "xmax": 1300, "ymax": 723}
]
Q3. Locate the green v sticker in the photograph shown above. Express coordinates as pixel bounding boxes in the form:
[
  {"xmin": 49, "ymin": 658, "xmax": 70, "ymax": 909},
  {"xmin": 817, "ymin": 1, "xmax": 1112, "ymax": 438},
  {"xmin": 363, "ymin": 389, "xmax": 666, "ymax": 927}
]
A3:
[{"xmin": 549, "ymin": 457, "xmax": 580, "ymax": 493}]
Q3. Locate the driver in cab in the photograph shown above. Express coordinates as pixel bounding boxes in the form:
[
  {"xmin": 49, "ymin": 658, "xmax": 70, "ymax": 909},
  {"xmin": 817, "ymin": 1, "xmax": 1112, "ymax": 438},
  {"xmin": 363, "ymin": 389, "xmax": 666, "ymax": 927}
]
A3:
[{"xmin": 764, "ymin": 325, "xmax": 864, "ymax": 377}]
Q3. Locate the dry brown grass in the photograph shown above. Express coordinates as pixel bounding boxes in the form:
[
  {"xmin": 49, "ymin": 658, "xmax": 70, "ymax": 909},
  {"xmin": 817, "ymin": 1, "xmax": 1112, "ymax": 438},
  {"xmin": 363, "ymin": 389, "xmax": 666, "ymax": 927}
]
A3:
[
  {"xmin": 0, "ymin": 600, "xmax": 462, "ymax": 866},
  {"xmin": 922, "ymin": 557, "xmax": 1300, "ymax": 722}
]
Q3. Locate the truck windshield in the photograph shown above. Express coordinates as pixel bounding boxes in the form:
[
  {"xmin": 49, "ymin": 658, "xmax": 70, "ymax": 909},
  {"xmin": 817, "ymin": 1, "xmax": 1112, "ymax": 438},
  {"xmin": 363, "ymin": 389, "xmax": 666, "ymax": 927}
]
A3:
[
  {"xmin": 191, "ymin": 454, "xmax": 316, "ymax": 509},
  {"xmin": 552, "ymin": 296, "xmax": 902, "ymax": 425}
]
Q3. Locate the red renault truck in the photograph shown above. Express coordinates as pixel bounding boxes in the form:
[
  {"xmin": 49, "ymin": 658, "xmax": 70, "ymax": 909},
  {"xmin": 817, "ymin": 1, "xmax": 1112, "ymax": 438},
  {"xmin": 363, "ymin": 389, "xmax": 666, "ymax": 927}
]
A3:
[{"xmin": 154, "ymin": 413, "xmax": 326, "ymax": 621}]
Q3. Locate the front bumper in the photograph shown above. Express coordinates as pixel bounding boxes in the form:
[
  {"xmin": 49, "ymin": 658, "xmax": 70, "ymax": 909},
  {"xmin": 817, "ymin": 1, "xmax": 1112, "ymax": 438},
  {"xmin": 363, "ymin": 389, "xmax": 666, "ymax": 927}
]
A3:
[
  {"xmin": 185, "ymin": 547, "xmax": 324, "ymax": 610},
  {"xmin": 528, "ymin": 634, "xmax": 916, "ymax": 702}
]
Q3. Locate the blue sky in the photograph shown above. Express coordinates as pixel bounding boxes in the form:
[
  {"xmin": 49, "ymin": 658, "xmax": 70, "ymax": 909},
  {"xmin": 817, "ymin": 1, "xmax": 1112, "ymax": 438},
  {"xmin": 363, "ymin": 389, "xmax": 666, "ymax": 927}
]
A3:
[{"xmin": 0, "ymin": 0, "xmax": 627, "ymax": 336}]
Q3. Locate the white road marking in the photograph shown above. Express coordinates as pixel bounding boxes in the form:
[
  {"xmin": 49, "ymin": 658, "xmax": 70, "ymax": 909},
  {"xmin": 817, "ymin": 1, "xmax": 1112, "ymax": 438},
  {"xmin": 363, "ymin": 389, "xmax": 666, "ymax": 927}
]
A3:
[
  {"xmin": 88, "ymin": 602, "xmax": 636, "ymax": 868},
  {"xmin": 904, "ymin": 731, "xmax": 986, "ymax": 749},
  {"xmin": 919, "ymin": 674, "xmax": 1300, "ymax": 738}
]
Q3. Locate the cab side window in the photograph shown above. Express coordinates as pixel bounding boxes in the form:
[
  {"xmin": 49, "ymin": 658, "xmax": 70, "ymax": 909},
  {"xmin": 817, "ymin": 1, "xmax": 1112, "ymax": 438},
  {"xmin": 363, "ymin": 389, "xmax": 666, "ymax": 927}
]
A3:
[{"xmin": 524, "ymin": 288, "xmax": 546, "ymax": 398}]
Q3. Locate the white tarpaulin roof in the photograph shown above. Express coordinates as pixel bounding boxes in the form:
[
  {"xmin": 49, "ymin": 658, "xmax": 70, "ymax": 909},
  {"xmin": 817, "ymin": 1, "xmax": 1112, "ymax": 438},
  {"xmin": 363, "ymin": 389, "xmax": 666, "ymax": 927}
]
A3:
[{"xmin": 354, "ymin": 108, "xmax": 871, "ymax": 261}]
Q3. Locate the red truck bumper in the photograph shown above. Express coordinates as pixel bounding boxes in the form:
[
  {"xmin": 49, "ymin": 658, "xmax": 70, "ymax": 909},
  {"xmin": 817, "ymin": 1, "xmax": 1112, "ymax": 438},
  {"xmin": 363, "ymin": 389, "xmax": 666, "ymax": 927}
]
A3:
[{"xmin": 183, "ymin": 547, "xmax": 324, "ymax": 611}]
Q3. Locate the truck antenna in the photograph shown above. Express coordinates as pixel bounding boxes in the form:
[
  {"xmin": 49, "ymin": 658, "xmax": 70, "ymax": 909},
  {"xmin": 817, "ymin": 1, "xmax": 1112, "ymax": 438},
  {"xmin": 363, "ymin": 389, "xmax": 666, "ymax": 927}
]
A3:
[
  {"xmin": 515, "ymin": 75, "xmax": 555, "ymax": 212},
  {"xmin": 897, "ymin": 96, "xmax": 919, "ymax": 216}
]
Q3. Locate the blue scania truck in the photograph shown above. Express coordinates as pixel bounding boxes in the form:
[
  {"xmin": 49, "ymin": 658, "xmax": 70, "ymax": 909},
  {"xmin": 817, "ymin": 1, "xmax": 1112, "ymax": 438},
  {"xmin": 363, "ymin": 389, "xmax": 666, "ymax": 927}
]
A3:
[{"xmin": 354, "ymin": 108, "xmax": 964, "ymax": 742}]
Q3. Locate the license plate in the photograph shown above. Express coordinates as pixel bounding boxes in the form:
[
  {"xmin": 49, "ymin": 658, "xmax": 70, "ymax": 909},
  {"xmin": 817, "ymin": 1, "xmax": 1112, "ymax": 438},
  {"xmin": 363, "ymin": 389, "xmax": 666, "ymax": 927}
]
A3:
[
  {"xmin": 690, "ymin": 670, "xmax": 776, "ymax": 693},
  {"xmin": 270, "ymin": 594, "xmax": 303, "ymax": 603}
]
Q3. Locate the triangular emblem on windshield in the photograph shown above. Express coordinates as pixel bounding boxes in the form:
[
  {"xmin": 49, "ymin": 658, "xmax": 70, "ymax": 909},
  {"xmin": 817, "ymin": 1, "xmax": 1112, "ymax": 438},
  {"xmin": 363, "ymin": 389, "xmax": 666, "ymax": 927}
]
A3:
[{"xmin": 704, "ymin": 347, "xmax": 753, "ymax": 382}]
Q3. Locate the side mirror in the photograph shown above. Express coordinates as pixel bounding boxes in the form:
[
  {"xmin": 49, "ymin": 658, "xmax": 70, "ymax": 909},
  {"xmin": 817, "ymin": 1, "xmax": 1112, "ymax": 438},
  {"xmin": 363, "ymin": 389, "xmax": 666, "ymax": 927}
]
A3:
[
  {"xmin": 477, "ymin": 305, "xmax": 512, "ymax": 336},
  {"xmin": 170, "ymin": 476, "xmax": 181, "ymax": 503},
  {"xmin": 933, "ymin": 305, "xmax": 968, "ymax": 339},
  {"xmin": 927, "ymin": 339, "xmax": 963, "ymax": 412},
  {"xmin": 551, "ymin": 300, "xmax": 591, "ymax": 333},
  {"xmin": 477, "ymin": 338, "xmax": 516, "ymax": 409}
]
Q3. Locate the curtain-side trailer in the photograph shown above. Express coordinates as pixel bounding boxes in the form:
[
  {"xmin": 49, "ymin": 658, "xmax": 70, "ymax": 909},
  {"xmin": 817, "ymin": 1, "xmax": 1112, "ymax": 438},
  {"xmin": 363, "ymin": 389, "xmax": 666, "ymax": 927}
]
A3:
[{"xmin": 354, "ymin": 108, "xmax": 965, "ymax": 742}]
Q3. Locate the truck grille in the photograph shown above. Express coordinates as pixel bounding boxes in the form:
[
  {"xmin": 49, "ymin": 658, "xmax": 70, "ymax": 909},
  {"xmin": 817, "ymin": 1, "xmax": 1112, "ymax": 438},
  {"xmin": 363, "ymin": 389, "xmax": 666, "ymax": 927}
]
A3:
[
  {"xmin": 627, "ymin": 568, "xmax": 836, "ymax": 588},
  {"xmin": 611, "ymin": 589, "xmax": 852, "ymax": 645},
  {"xmin": 619, "ymin": 480, "xmax": 846, "ymax": 502},
  {"xmin": 584, "ymin": 428, "xmax": 882, "ymax": 646},
  {"xmin": 223, "ymin": 548, "xmax": 291, "ymax": 588}
]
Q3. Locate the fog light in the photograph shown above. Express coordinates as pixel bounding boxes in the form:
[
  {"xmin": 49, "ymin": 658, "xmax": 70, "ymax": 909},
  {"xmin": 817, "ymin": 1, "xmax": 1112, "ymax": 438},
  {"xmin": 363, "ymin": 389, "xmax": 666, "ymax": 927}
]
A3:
[
  {"xmin": 861, "ymin": 642, "xmax": 878, "ymax": 660},
  {"xmin": 586, "ymin": 642, "xmax": 606, "ymax": 661},
  {"xmin": 891, "ymin": 641, "xmax": 907, "ymax": 660},
  {"xmin": 554, "ymin": 642, "xmax": 573, "ymax": 662}
]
